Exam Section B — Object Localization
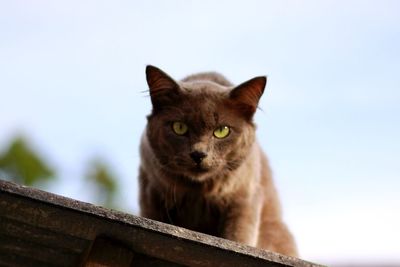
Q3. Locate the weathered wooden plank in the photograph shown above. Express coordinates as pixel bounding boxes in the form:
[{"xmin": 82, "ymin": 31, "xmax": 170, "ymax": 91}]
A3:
[
  {"xmin": 132, "ymin": 253, "xmax": 185, "ymax": 267},
  {"xmin": 0, "ymin": 193, "xmax": 103, "ymax": 240},
  {"xmin": 126, "ymin": 228, "xmax": 286, "ymax": 267},
  {"xmin": 0, "ymin": 233, "xmax": 79, "ymax": 267},
  {"xmin": 0, "ymin": 253, "xmax": 59, "ymax": 267},
  {"xmin": 0, "ymin": 216, "xmax": 89, "ymax": 254},
  {"xmin": 0, "ymin": 180, "xmax": 323, "ymax": 267},
  {"xmin": 0, "ymin": 193, "xmax": 289, "ymax": 267},
  {"xmin": 83, "ymin": 237, "xmax": 134, "ymax": 267}
]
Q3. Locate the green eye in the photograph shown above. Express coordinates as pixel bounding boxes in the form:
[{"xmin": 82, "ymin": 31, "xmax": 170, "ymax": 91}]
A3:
[
  {"xmin": 213, "ymin": 126, "xmax": 230, "ymax": 139},
  {"xmin": 172, "ymin": 121, "xmax": 188, "ymax": 135}
]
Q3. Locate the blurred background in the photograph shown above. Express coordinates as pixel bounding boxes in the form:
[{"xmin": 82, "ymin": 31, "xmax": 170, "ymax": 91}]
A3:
[{"xmin": 1, "ymin": 1, "xmax": 399, "ymax": 266}]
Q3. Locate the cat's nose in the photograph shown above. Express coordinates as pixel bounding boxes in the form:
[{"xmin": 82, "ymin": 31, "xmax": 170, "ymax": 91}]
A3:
[{"xmin": 190, "ymin": 151, "xmax": 207, "ymax": 164}]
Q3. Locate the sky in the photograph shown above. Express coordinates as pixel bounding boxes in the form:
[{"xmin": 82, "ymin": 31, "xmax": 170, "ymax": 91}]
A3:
[{"xmin": 1, "ymin": 0, "xmax": 399, "ymax": 265}]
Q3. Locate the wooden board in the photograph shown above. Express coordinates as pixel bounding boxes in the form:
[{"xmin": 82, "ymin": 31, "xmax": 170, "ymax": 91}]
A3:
[{"xmin": 0, "ymin": 180, "xmax": 323, "ymax": 267}]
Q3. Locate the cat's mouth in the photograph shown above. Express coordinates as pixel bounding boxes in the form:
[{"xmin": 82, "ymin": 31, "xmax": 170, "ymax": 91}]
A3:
[
  {"xmin": 189, "ymin": 165, "xmax": 210, "ymax": 174},
  {"xmin": 171, "ymin": 157, "xmax": 215, "ymax": 180}
]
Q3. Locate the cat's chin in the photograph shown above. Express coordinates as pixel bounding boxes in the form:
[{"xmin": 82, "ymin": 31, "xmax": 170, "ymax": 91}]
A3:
[
  {"xmin": 180, "ymin": 166, "xmax": 216, "ymax": 183},
  {"xmin": 162, "ymin": 162, "xmax": 219, "ymax": 184},
  {"xmin": 189, "ymin": 165, "xmax": 209, "ymax": 174}
]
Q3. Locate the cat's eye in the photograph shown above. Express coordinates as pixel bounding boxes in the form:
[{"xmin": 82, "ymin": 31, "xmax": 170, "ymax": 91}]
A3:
[
  {"xmin": 172, "ymin": 121, "xmax": 188, "ymax": 135},
  {"xmin": 213, "ymin": 126, "xmax": 230, "ymax": 139}
]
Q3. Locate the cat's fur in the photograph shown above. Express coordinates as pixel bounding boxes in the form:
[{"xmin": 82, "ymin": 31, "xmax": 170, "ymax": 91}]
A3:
[{"xmin": 139, "ymin": 65, "xmax": 297, "ymax": 257}]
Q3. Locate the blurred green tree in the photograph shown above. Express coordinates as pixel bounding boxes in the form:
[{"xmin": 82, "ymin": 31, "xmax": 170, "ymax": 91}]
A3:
[
  {"xmin": 85, "ymin": 159, "xmax": 119, "ymax": 209},
  {"xmin": 0, "ymin": 136, "xmax": 55, "ymax": 186},
  {"xmin": 0, "ymin": 135, "xmax": 121, "ymax": 210}
]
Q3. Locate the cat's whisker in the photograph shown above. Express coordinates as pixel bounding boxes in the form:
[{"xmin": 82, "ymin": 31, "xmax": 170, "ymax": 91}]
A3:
[{"xmin": 173, "ymin": 180, "xmax": 178, "ymax": 214}]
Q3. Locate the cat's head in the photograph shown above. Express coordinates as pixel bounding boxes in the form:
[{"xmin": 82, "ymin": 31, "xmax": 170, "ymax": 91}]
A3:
[{"xmin": 145, "ymin": 65, "xmax": 266, "ymax": 183}]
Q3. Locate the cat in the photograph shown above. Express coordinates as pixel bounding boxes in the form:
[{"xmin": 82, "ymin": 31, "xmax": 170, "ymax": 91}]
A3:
[{"xmin": 138, "ymin": 65, "xmax": 298, "ymax": 257}]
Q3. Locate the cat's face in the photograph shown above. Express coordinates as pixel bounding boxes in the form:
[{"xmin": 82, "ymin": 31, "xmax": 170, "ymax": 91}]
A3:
[{"xmin": 145, "ymin": 66, "xmax": 266, "ymax": 182}]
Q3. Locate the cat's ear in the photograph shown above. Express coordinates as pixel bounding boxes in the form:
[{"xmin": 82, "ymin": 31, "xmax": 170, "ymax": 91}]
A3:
[
  {"xmin": 229, "ymin": 76, "xmax": 267, "ymax": 119},
  {"xmin": 146, "ymin": 65, "xmax": 180, "ymax": 108}
]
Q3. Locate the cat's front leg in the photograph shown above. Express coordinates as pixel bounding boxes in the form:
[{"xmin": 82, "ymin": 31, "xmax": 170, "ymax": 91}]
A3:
[
  {"xmin": 221, "ymin": 200, "xmax": 262, "ymax": 247},
  {"xmin": 138, "ymin": 168, "xmax": 166, "ymax": 222}
]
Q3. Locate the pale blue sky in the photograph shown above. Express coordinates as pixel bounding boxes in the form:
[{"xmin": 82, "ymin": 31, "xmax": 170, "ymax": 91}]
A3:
[{"xmin": 1, "ymin": 0, "xmax": 399, "ymax": 265}]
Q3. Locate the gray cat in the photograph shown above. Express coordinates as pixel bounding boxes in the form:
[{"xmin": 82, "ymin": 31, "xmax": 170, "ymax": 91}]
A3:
[{"xmin": 139, "ymin": 65, "xmax": 297, "ymax": 257}]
